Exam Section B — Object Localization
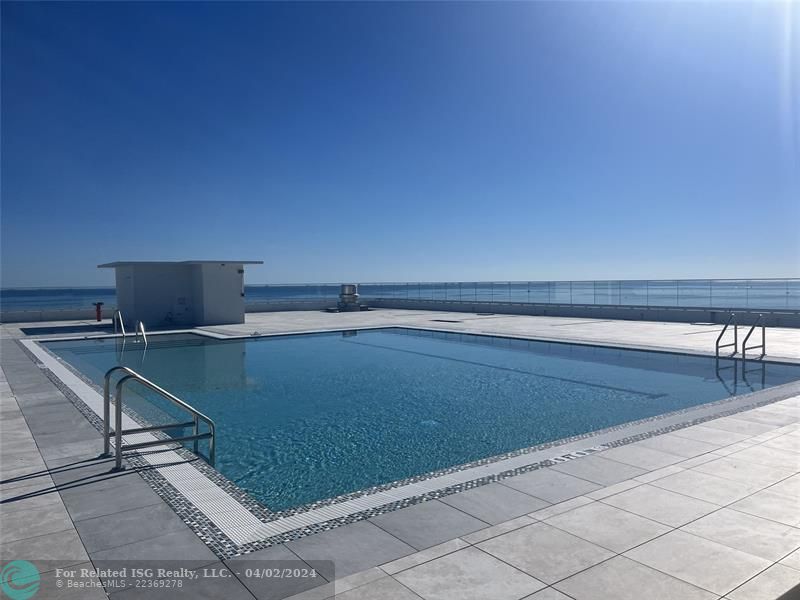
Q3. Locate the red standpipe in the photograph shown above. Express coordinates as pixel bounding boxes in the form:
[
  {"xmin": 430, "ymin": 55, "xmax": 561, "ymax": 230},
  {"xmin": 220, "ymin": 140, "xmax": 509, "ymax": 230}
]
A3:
[{"xmin": 93, "ymin": 302, "xmax": 104, "ymax": 322}]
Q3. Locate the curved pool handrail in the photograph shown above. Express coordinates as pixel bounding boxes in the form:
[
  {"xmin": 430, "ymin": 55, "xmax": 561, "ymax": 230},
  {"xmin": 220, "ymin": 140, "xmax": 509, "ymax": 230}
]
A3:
[{"xmin": 102, "ymin": 366, "xmax": 216, "ymax": 470}]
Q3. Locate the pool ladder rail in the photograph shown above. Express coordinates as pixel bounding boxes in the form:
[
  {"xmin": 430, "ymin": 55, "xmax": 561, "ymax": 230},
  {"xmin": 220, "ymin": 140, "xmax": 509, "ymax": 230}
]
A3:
[
  {"xmin": 742, "ymin": 313, "xmax": 766, "ymax": 361},
  {"xmin": 715, "ymin": 312, "xmax": 766, "ymax": 361},
  {"xmin": 715, "ymin": 312, "xmax": 767, "ymax": 393},
  {"xmin": 102, "ymin": 366, "xmax": 216, "ymax": 471},
  {"xmin": 112, "ymin": 310, "xmax": 148, "ymax": 346},
  {"xmin": 112, "ymin": 310, "xmax": 126, "ymax": 336}
]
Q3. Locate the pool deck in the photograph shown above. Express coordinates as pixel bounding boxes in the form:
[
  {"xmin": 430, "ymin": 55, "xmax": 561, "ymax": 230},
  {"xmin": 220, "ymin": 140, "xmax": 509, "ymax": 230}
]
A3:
[{"xmin": 1, "ymin": 309, "xmax": 799, "ymax": 599}]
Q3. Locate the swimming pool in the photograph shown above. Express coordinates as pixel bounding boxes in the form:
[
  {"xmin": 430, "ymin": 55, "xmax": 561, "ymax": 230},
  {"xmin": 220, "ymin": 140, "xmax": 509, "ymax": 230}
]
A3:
[{"xmin": 43, "ymin": 328, "xmax": 800, "ymax": 511}]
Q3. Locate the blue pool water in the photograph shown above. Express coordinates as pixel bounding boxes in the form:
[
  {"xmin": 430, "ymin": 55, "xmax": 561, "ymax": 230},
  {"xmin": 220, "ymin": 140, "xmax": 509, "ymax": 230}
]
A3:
[{"xmin": 44, "ymin": 328, "xmax": 800, "ymax": 511}]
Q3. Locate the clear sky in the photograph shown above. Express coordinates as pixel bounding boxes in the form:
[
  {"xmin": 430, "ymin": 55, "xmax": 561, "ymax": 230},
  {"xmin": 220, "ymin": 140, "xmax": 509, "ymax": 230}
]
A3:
[{"xmin": 1, "ymin": 1, "xmax": 798, "ymax": 287}]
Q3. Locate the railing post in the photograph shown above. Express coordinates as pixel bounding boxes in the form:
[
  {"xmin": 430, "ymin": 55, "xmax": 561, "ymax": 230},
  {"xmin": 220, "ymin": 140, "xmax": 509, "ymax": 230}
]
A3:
[
  {"xmin": 114, "ymin": 377, "xmax": 129, "ymax": 471},
  {"xmin": 103, "ymin": 376, "xmax": 111, "ymax": 457},
  {"xmin": 193, "ymin": 415, "xmax": 199, "ymax": 453},
  {"xmin": 209, "ymin": 423, "xmax": 216, "ymax": 466}
]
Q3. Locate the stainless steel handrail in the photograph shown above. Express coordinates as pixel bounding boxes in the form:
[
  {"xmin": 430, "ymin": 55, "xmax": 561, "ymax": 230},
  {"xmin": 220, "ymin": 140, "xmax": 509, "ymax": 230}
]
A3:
[
  {"xmin": 113, "ymin": 310, "xmax": 126, "ymax": 336},
  {"xmin": 135, "ymin": 320, "xmax": 148, "ymax": 345},
  {"xmin": 715, "ymin": 313, "xmax": 738, "ymax": 358},
  {"xmin": 102, "ymin": 366, "xmax": 216, "ymax": 470},
  {"xmin": 742, "ymin": 314, "xmax": 766, "ymax": 361}
]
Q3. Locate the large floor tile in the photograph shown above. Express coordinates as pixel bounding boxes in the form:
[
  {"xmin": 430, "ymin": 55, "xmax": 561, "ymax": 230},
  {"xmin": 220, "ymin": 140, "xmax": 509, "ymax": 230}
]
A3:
[
  {"xmin": 90, "ymin": 529, "xmax": 218, "ymax": 563},
  {"xmin": 369, "ymin": 500, "xmax": 487, "ymax": 550},
  {"xmin": 334, "ymin": 576, "xmax": 421, "ymax": 600},
  {"xmin": 763, "ymin": 434, "xmax": 800, "ymax": 454},
  {"xmin": 670, "ymin": 425, "xmax": 750, "ymax": 446},
  {"xmin": 729, "ymin": 489, "xmax": 800, "ymax": 527},
  {"xmin": 439, "ymin": 483, "xmax": 549, "ymax": 525},
  {"xmin": 544, "ymin": 501, "xmax": 670, "ymax": 552},
  {"xmin": 550, "ymin": 455, "xmax": 646, "ymax": 486},
  {"xmin": 40, "ymin": 439, "xmax": 104, "ymax": 461},
  {"xmin": 727, "ymin": 564, "xmax": 800, "ymax": 600},
  {"xmin": 780, "ymin": 548, "xmax": 800, "ymax": 571},
  {"xmin": 692, "ymin": 456, "xmax": 797, "ymax": 488},
  {"xmin": 287, "ymin": 521, "xmax": 415, "ymax": 580},
  {"xmin": 528, "ymin": 496, "xmax": 594, "ymax": 520},
  {"xmin": 702, "ymin": 417, "xmax": 775, "ymax": 436},
  {"xmin": 601, "ymin": 483, "xmax": 718, "ymax": 527},
  {"xmin": 74, "ymin": 502, "xmax": 190, "ymax": 553},
  {"xmin": 395, "ymin": 546, "xmax": 545, "ymax": 600},
  {"xmin": 767, "ymin": 473, "xmax": 800, "ymax": 499},
  {"xmin": 0, "ymin": 448, "xmax": 46, "ymax": 471},
  {"xmin": 477, "ymin": 522, "xmax": 613, "ymax": 584},
  {"xmin": 624, "ymin": 530, "xmax": 771, "ymax": 596},
  {"xmin": 525, "ymin": 589, "xmax": 573, "ymax": 600},
  {"xmin": 598, "ymin": 445, "xmax": 684, "ymax": 471},
  {"xmin": 651, "ymin": 469, "xmax": 761, "ymax": 505},
  {"xmin": 32, "ymin": 562, "xmax": 108, "ymax": 600},
  {"xmin": 59, "ymin": 480, "xmax": 163, "ymax": 521},
  {"xmin": 0, "ymin": 482, "xmax": 64, "ymax": 515},
  {"xmin": 635, "ymin": 433, "xmax": 720, "ymax": 459},
  {"xmin": 109, "ymin": 561, "xmax": 257, "ymax": 600},
  {"xmin": 381, "ymin": 538, "xmax": 470, "ymax": 575},
  {"xmin": 727, "ymin": 445, "xmax": 800, "ymax": 470},
  {"xmin": 681, "ymin": 508, "xmax": 800, "ymax": 562},
  {"xmin": 734, "ymin": 409, "xmax": 798, "ymax": 427},
  {"xmin": 226, "ymin": 546, "xmax": 326, "ymax": 599},
  {"xmin": 0, "ymin": 529, "xmax": 89, "ymax": 571},
  {"xmin": 555, "ymin": 555, "xmax": 716, "ymax": 600},
  {"xmin": 1, "ymin": 502, "xmax": 74, "ymax": 542},
  {"xmin": 501, "ymin": 468, "xmax": 600, "ymax": 503}
]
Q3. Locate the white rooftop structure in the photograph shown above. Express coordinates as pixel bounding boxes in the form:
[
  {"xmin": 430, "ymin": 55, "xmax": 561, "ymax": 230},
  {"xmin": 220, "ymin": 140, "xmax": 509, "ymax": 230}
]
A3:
[{"xmin": 99, "ymin": 260, "xmax": 263, "ymax": 328}]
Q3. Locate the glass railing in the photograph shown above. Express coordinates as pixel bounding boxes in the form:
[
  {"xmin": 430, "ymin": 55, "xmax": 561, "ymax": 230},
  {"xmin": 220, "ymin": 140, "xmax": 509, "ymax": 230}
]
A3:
[
  {"xmin": 356, "ymin": 279, "xmax": 800, "ymax": 310},
  {"xmin": 244, "ymin": 284, "xmax": 340, "ymax": 303},
  {"xmin": 2, "ymin": 279, "xmax": 798, "ymax": 312}
]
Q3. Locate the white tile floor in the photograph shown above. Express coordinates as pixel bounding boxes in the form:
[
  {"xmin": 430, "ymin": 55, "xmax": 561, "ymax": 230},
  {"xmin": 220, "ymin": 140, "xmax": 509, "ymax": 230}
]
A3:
[{"xmin": 286, "ymin": 396, "xmax": 800, "ymax": 599}]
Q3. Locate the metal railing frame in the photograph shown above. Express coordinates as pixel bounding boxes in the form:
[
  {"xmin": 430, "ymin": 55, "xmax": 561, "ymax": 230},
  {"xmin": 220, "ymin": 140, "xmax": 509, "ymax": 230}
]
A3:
[
  {"xmin": 135, "ymin": 320, "xmax": 148, "ymax": 345},
  {"xmin": 348, "ymin": 279, "xmax": 800, "ymax": 311},
  {"xmin": 102, "ymin": 366, "xmax": 215, "ymax": 471},
  {"xmin": 715, "ymin": 313, "xmax": 738, "ymax": 358},
  {"xmin": 113, "ymin": 310, "xmax": 126, "ymax": 336},
  {"xmin": 742, "ymin": 314, "xmax": 766, "ymax": 361}
]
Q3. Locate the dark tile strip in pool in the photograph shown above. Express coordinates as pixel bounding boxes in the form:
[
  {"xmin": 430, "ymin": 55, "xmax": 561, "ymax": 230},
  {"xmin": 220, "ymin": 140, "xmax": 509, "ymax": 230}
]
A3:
[{"xmin": 21, "ymin": 338, "xmax": 800, "ymax": 561}]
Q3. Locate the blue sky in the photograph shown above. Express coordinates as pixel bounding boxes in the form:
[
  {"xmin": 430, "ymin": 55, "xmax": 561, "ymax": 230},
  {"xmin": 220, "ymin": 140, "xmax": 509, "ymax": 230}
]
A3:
[{"xmin": 1, "ymin": 1, "xmax": 798, "ymax": 287}]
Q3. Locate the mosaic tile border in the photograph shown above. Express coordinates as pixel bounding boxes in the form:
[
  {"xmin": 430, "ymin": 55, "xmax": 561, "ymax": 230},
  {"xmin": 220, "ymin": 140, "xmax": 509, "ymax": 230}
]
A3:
[{"xmin": 20, "ymin": 335, "xmax": 800, "ymax": 560}]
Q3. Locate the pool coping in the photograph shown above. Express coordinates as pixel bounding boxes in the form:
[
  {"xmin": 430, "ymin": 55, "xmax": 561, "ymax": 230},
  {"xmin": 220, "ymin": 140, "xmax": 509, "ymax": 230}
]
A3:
[{"xmin": 19, "ymin": 328, "xmax": 800, "ymax": 560}]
